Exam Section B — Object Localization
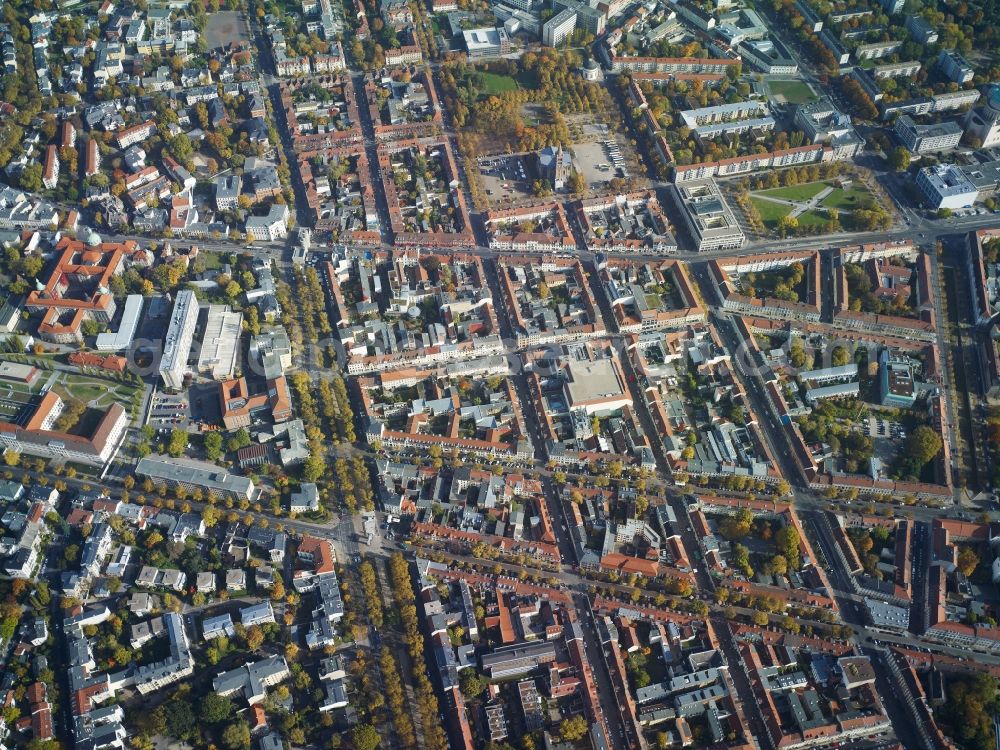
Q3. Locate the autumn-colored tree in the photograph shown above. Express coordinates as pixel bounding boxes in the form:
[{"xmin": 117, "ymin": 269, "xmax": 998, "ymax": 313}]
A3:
[
  {"xmin": 245, "ymin": 625, "xmax": 264, "ymax": 651},
  {"xmin": 270, "ymin": 579, "xmax": 285, "ymax": 601},
  {"xmin": 957, "ymin": 546, "xmax": 980, "ymax": 578}
]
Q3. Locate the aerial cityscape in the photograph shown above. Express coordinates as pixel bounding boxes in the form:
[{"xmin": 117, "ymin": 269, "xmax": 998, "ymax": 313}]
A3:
[{"xmin": 0, "ymin": 0, "xmax": 999, "ymax": 747}]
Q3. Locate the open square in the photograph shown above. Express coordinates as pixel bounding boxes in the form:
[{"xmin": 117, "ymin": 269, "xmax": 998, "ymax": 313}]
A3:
[{"xmin": 203, "ymin": 11, "xmax": 249, "ymax": 49}]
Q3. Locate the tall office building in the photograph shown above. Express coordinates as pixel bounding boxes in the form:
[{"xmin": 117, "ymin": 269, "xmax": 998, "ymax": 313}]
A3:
[
  {"xmin": 159, "ymin": 289, "xmax": 199, "ymax": 390},
  {"xmin": 542, "ymin": 8, "xmax": 577, "ymax": 46}
]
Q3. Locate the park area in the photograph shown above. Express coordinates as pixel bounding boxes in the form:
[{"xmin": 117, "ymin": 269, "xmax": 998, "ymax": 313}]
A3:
[
  {"xmin": 440, "ymin": 51, "xmax": 641, "ymax": 206},
  {"xmin": 750, "ymin": 179, "xmax": 876, "ymax": 230},
  {"xmin": 767, "ymin": 79, "xmax": 817, "ymax": 104}
]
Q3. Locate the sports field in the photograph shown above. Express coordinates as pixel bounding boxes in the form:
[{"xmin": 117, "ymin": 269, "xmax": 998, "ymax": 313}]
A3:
[
  {"xmin": 767, "ymin": 79, "xmax": 817, "ymax": 104},
  {"xmin": 480, "ymin": 72, "xmax": 519, "ymax": 95}
]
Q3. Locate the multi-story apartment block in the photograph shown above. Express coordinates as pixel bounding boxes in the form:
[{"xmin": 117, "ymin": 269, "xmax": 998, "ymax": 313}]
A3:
[
  {"xmin": 854, "ymin": 40, "xmax": 901, "ymax": 61},
  {"xmin": 905, "ymin": 15, "xmax": 938, "ymax": 43},
  {"xmin": 879, "ymin": 89, "xmax": 982, "ymax": 121},
  {"xmin": 672, "ymin": 143, "xmax": 829, "ymax": 182},
  {"xmin": 213, "ymin": 656, "xmax": 290, "ymax": 704},
  {"xmin": 215, "ymin": 174, "xmax": 242, "ymax": 210},
  {"xmin": 894, "ymin": 116, "xmax": 963, "ymax": 154},
  {"xmin": 608, "ymin": 54, "xmax": 739, "ymax": 75},
  {"xmin": 246, "ymin": 203, "xmax": 290, "ymax": 241},
  {"xmin": 542, "ymin": 7, "xmax": 577, "ymax": 46},
  {"xmin": 134, "ymin": 614, "xmax": 194, "ymax": 694},
  {"xmin": 114, "ymin": 119, "xmax": 157, "ymax": 149},
  {"xmin": 42, "ymin": 144, "xmax": 59, "ymax": 189},
  {"xmin": 873, "ymin": 60, "xmax": 922, "ymax": 79},
  {"xmin": 679, "ymin": 100, "xmax": 774, "ymax": 139},
  {"xmin": 938, "ymin": 49, "xmax": 974, "ymax": 84},
  {"xmin": 159, "ymin": 289, "xmax": 199, "ymax": 390}
]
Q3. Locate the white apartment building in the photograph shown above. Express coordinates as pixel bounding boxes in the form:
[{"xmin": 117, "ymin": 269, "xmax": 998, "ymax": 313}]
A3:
[
  {"xmin": 134, "ymin": 613, "xmax": 194, "ymax": 694},
  {"xmin": 159, "ymin": 289, "xmax": 199, "ymax": 390},
  {"xmin": 213, "ymin": 656, "xmax": 291, "ymax": 704},
  {"xmin": 246, "ymin": 203, "xmax": 290, "ymax": 241},
  {"xmin": 542, "ymin": 7, "xmax": 576, "ymax": 46},
  {"xmin": 96, "ymin": 294, "xmax": 143, "ymax": 351},
  {"xmin": 938, "ymin": 49, "xmax": 974, "ymax": 84},
  {"xmin": 893, "ymin": 116, "xmax": 962, "ymax": 154},
  {"xmin": 679, "ymin": 101, "xmax": 769, "ymax": 129}
]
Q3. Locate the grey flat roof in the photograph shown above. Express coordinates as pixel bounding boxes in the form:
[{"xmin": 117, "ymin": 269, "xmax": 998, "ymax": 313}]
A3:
[
  {"xmin": 806, "ymin": 382, "xmax": 860, "ymax": 401},
  {"xmin": 136, "ymin": 456, "xmax": 254, "ymax": 495},
  {"xmin": 480, "ymin": 640, "xmax": 557, "ymax": 667},
  {"xmin": 96, "ymin": 294, "xmax": 144, "ymax": 351},
  {"xmin": 160, "ymin": 289, "xmax": 198, "ymax": 373},
  {"xmin": 565, "ymin": 358, "xmax": 626, "ymax": 404},
  {"xmin": 962, "ymin": 159, "xmax": 1000, "ymax": 189},
  {"xmin": 798, "ymin": 364, "xmax": 858, "ymax": 381}
]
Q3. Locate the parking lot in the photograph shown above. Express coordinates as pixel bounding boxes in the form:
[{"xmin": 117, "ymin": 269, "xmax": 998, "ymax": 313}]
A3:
[
  {"xmin": 573, "ymin": 140, "xmax": 630, "ymax": 191},
  {"xmin": 478, "ymin": 154, "xmax": 535, "ymax": 203},
  {"xmin": 147, "ymin": 392, "xmax": 191, "ymax": 427},
  {"xmin": 477, "ymin": 143, "xmax": 639, "ymax": 207},
  {"xmin": 867, "ymin": 416, "xmax": 907, "ymax": 441},
  {"xmin": 951, "ymin": 206, "xmax": 996, "ymax": 218}
]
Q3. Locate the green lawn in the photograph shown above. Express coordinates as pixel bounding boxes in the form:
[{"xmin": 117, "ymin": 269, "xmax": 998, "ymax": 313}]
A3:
[
  {"xmin": 751, "ymin": 197, "xmax": 844, "ymax": 229},
  {"xmin": 480, "ymin": 72, "xmax": 519, "ymax": 95},
  {"xmin": 768, "ymin": 79, "xmax": 817, "ymax": 104},
  {"xmin": 750, "ymin": 178, "xmax": 880, "ymax": 229},
  {"xmin": 0, "ymin": 380, "xmax": 39, "ymax": 399},
  {"xmin": 755, "ymin": 182, "xmax": 830, "ymax": 202},
  {"xmin": 200, "ymin": 251, "xmax": 226, "ymax": 271},
  {"xmin": 514, "ymin": 69, "xmax": 539, "ymax": 90},
  {"xmin": 821, "ymin": 184, "xmax": 874, "ymax": 211},
  {"xmin": 750, "ymin": 197, "xmax": 794, "ymax": 225},
  {"xmin": 54, "ymin": 374, "xmax": 140, "ymax": 409},
  {"xmin": 754, "ymin": 179, "xmax": 876, "ymax": 208},
  {"xmin": 796, "ymin": 209, "xmax": 833, "ymax": 229},
  {"xmin": 57, "ymin": 382, "xmax": 109, "ymax": 404}
]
